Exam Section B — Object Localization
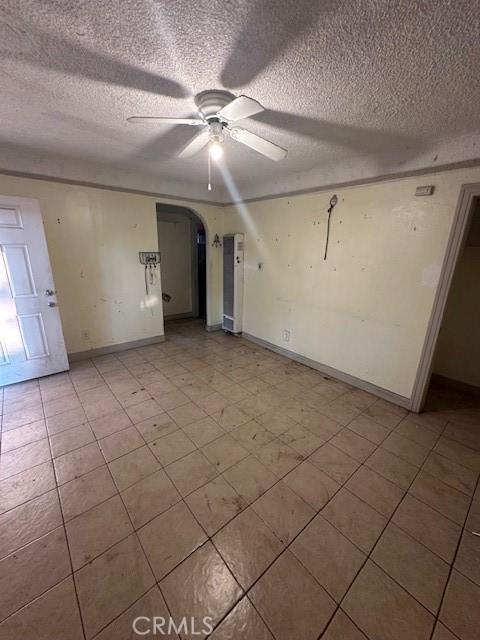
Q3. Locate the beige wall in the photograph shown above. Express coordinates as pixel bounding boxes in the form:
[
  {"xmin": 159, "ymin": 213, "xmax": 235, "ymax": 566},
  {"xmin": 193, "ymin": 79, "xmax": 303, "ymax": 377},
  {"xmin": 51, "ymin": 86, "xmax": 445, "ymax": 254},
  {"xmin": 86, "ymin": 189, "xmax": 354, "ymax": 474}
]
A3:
[
  {"xmin": 0, "ymin": 175, "xmax": 224, "ymax": 354},
  {"xmin": 225, "ymin": 167, "xmax": 480, "ymax": 399},
  {"xmin": 433, "ymin": 244, "xmax": 480, "ymax": 387}
]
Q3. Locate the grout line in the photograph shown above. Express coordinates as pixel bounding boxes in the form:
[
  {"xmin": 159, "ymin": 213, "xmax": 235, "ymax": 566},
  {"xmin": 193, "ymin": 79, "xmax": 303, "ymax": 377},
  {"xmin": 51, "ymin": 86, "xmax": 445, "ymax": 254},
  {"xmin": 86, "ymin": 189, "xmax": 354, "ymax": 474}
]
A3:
[
  {"xmin": 1, "ymin": 324, "xmax": 479, "ymax": 640},
  {"xmin": 427, "ymin": 472, "xmax": 480, "ymax": 640}
]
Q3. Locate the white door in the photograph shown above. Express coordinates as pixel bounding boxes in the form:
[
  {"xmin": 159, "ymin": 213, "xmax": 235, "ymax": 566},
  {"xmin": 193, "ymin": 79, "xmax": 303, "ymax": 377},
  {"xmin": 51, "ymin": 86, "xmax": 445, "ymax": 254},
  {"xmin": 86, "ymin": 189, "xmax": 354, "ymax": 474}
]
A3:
[{"xmin": 0, "ymin": 195, "xmax": 68, "ymax": 386}]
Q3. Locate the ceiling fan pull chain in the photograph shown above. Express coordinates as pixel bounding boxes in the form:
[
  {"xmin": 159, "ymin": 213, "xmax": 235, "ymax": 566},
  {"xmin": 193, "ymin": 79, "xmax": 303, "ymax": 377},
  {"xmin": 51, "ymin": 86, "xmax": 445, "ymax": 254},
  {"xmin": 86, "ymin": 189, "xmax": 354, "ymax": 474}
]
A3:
[{"xmin": 208, "ymin": 152, "xmax": 212, "ymax": 191}]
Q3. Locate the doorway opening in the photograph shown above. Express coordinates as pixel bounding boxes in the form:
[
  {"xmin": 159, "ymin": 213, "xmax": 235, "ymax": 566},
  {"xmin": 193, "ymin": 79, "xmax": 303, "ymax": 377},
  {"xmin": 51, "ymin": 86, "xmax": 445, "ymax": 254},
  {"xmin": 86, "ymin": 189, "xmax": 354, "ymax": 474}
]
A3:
[
  {"xmin": 156, "ymin": 203, "xmax": 207, "ymax": 333},
  {"xmin": 412, "ymin": 186, "xmax": 480, "ymax": 412}
]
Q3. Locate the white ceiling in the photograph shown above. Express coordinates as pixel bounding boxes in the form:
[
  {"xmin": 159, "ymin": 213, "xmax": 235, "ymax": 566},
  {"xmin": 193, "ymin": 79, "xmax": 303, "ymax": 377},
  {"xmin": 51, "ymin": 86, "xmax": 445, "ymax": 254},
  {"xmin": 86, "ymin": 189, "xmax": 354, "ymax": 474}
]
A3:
[{"xmin": 1, "ymin": 0, "xmax": 480, "ymax": 203}]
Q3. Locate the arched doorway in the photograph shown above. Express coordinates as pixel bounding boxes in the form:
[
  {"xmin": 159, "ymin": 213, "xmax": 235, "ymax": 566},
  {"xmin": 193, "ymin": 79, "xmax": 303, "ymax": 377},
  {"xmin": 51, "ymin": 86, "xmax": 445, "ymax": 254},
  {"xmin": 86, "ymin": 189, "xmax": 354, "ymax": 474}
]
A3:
[{"xmin": 156, "ymin": 203, "xmax": 207, "ymax": 333}]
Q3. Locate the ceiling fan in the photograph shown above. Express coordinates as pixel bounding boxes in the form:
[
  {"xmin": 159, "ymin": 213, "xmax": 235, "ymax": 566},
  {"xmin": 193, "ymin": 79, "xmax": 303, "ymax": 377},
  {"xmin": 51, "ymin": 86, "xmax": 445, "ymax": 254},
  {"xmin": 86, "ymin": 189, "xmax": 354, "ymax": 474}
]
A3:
[{"xmin": 127, "ymin": 90, "xmax": 288, "ymax": 163}]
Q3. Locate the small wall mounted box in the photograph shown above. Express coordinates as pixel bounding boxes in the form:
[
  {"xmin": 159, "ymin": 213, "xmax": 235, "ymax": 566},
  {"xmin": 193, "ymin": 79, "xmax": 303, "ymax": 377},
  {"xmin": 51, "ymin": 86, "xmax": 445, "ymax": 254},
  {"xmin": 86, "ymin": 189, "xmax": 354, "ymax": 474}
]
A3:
[{"xmin": 415, "ymin": 185, "xmax": 435, "ymax": 196}]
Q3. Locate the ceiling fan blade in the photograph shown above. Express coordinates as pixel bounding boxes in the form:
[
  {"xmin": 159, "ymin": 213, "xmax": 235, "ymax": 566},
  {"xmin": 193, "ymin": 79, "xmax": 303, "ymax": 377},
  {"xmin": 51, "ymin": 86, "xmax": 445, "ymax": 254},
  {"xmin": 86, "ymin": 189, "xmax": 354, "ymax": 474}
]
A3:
[
  {"xmin": 229, "ymin": 127, "xmax": 287, "ymax": 161},
  {"xmin": 127, "ymin": 117, "xmax": 204, "ymax": 126},
  {"xmin": 218, "ymin": 96, "xmax": 264, "ymax": 122},
  {"xmin": 178, "ymin": 129, "xmax": 210, "ymax": 158}
]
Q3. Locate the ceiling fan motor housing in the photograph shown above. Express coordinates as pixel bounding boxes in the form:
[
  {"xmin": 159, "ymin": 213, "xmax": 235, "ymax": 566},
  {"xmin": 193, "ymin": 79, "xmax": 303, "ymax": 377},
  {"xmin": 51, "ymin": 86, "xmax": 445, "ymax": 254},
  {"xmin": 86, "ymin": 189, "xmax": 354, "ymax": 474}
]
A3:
[{"xmin": 195, "ymin": 90, "xmax": 233, "ymax": 121}]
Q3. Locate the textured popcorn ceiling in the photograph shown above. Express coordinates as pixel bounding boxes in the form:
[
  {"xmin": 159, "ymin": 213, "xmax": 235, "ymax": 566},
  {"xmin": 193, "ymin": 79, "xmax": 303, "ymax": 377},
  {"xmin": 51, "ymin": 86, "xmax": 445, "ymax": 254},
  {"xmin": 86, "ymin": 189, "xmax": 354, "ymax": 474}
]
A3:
[{"xmin": 1, "ymin": 0, "xmax": 480, "ymax": 202}]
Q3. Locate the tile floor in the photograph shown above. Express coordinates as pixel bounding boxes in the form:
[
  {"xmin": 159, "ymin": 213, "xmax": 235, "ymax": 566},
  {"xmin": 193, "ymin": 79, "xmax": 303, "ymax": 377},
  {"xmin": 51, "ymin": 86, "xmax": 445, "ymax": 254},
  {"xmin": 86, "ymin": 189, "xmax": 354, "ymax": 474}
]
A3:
[{"xmin": 0, "ymin": 319, "xmax": 479, "ymax": 639}]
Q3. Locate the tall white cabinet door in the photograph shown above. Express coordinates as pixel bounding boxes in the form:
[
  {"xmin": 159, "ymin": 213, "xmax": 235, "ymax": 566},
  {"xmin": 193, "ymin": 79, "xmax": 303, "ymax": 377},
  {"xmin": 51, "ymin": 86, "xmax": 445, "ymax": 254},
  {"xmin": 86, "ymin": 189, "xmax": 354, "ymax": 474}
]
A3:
[{"xmin": 0, "ymin": 195, "xmax": 68, "ymax": 386}]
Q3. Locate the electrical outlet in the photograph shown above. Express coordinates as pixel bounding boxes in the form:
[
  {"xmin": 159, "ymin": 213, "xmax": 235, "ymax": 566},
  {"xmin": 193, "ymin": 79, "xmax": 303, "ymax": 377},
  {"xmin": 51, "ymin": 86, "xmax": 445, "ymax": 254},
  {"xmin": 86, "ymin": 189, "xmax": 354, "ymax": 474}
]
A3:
[
  {"xmin": 82, "ymin": 330, "xmax": 90, "ymax": 341},
  {"xmin": 282, "ymin": 330, "xmax": 290, "ymax": 343}
]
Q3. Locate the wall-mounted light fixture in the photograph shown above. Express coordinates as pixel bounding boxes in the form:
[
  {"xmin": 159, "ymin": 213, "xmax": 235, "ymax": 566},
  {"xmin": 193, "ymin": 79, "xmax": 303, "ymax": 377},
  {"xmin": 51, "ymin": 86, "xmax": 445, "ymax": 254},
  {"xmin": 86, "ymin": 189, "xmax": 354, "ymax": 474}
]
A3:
[{"xmin": 212, "ymin": 233, "xmax": 222, "ymax": 248}]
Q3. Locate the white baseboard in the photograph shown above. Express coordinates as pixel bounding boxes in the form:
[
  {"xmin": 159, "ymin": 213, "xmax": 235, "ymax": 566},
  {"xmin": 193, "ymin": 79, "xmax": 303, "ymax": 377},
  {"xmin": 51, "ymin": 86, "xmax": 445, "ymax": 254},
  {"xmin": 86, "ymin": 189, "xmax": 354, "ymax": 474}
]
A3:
[{"xmin": 242, "ymin": 332, "xmax": 412, "ymax": 410}]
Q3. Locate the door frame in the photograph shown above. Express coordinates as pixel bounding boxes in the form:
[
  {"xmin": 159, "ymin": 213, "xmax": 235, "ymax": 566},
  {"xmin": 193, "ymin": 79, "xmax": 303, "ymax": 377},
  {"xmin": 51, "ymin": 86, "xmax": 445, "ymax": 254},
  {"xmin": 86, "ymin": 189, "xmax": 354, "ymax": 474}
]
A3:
[{"xmin": 410, "ymin": 182, "xmax": 480, "ymax": 412}]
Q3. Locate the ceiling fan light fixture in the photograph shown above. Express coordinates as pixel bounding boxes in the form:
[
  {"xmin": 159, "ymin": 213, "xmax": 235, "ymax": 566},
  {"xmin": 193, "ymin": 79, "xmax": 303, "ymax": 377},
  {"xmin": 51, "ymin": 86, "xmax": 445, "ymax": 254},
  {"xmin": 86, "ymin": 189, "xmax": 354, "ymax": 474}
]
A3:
[{"xmin": 209, "ymin": 140, "xmax": 223, "ymax": 161}]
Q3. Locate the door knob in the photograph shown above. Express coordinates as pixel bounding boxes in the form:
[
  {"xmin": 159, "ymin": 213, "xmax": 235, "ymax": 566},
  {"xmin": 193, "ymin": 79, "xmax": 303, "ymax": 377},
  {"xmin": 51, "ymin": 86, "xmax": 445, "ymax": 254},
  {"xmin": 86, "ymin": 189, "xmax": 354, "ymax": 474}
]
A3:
[
  {"xmin": 48, "ymin": 301, "xmax": 57, "ymax": 307},
  {"xmin": 45, "ymin": 289, "xmax": 56, "ymax": 296}
]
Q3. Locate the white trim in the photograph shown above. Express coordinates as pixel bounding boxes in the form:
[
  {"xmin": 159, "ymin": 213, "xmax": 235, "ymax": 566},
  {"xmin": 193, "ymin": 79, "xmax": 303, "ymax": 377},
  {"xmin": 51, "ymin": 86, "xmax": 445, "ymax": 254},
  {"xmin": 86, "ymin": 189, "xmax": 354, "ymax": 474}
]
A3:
[
  {"xmin": 242, "ymin": 332, "xmax": 411, "ymax": 409},
  {"xmin": 410, "ymin": 183, "xmax": 480, "ymax": 412},
  {"xmin": 68, "ymin": 334, "xmax": 166, "ymax": 361}
]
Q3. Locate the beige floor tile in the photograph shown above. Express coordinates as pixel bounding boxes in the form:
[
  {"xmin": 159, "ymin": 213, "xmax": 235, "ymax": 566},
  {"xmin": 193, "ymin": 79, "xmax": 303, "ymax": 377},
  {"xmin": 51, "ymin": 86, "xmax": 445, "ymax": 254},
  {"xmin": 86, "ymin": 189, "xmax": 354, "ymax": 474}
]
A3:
[
  {"xmin": 0, "ymin": 489, "xmax": 62, "ymax": 559},
  {"xmin": 149, "ymin": 429, "xmax": 196, "ymax": 466},
  {"xmin": 108, "ymin": 445, "xmax": 160, "ymax": 491},
  {"xmin": 252, "ymin": 481, "xmax": 314, "ymax": 544},
  {"xmin": 1, "ymin": 405, "xmax": 44, "ymax": 431},
  {"xmin": 195, "ymin": 391, "xmax": 231, "ymax": 415},
  {"xmin": 283, "ymin": 460, "xmax": 340, "ymax": 510},
  {"xmin": 291, "ymin": 514, "xmax": 365, "ymax": 601},
  {"xmin": 1, "ymin": 419, "xmax": 47, "ymax": 453},
  {"xmin": 423, "ymin": 452, "xmax": 477, "ymax": 496},
  {"xmin": 138, "ymin": 501, "xmax": 207, "ymax": 579},
  {"xmin": 279, "ymin": 423, "xmax": 324, "ymax": 456},
  {"xmin": 211, "ymin": 404, "xmax": 252, "ymax": 431},
  {"xmin": 161, "ymin": 542, "xmax": 242, "ymax": 638},
  {"xmin": 0, "ymin": 527, "xmax": 70, "ymax": 621},
  {"xmin": 431, "ymin": 622, "xmax": 461, "ymax": 640},
  {"xmin": 0, "ymin": 577, "xmax": 83, "ymax": 640},
  {"xmin": 250, "ymin": 550, "xmax": 336, "ymax": 640},
  {"xmin": 66, "ymin": 494, "xmax": 133, "ymax": 569},
  {"xmin": 392, "ymin": 494, "xmax": 461, "ymax": 563},
  {"xmin": 362, "ymin": 402, "xmax": 405, "ymax": 429},
  {"xmin": 440, "ymin": 570, "xmax": 480, "ymax": 640},
  {"xmin": 186, "ymin": 476, "xmax": 246, "ymax": 535},
  {"xmin": 183, "ymin": 416, "xmax": 225, "ymax": 447},
  {"xmin": 343, "ymin": 561, "xmax": 434, "ymax": 640},
  {"xmin": 99, "ymin": 426, "xmax": 144, "ymax": 462},
  {"xmin": 223, "ymin": 455, "xmax": 278, "ymax": 503},
  {"xmin": 0, "ymin": 460, "xmax": 56, "ymax": 514},
  {"xmin": 0, "ymin": 438, "xmax": 51, "ymax": 480},
  {"xmin": 154, "ymin": 389, "xmax": 190, "ymax": 411},
  {"xmin": 253, "ymin": 439, "xmax": 303, "ymax": 477},
  {"xmin": 322, "ymin": 488, "xmax": 387, "ymax": 553},
  {"xmin": 202, "ymin": 434, "xmax": 249, "ymax": 472},
  {"xmin": 322, "ymin": 610, "xmax": 368, "ymax": 640},
  {"xmin": 43, "ymin": 394, "xmax": 81, "ymax": 419},
  {"xmin": 381, "ymin": 432, "xmax": 430, "ymax": 467},
  {"xmin": 330, "ymin": 428, "xmax": 377, "ymax": 462},
  {"xmin": 95, "ymin": 586, "xmax": 179, "ymax": 640},
  {"xmin": 395, "ymin": 418, "xmax": 440, "ymax": 449},
  {"xmin": 59, "ymin": 464, "xmax": 117, "ymax": 521},
  {"xmin": 231, "ymin": 420, "xmax": 275, "ymax": 452},
  {"xmin": 309, "ymin": 442, "xmax": 360, "ymax": 484},
  {"xmin": 209, "ymin": 596, "xmax": 274, "ymax": 639},
  {"xmin": 45, "ymin": 407, "xmax": 88, "ymax": 436},
  {"xmin": 89, "ymin": 409, "xmax": 132, "ymax": 439},
  {"xmin": 434, "ymin": 436, "xmax": 480, "ymax": 472},
  {"xmin": 54, "ymin": 441, "xmax": 104, "ymax": 485},
  {"xmin": 372, "ymin": 523, "xmax": 449, "ymax": 613},
  {"xmin": 50, "ymin": 422, "xmax": 95, "ymax": 458},
  {"xmin": 213, "ymin": 507, "xmax": 283, "ymax": 589},
  {"xmin": 347, "ymin": 414, "xmax": 390, "ymax": 445},
  {"xmin": 365, "ymin": 447, "xmax": 418, "ymax": 489},
  {"xmin": 135, "ymin": 412, "xmax": 179, "ymax": 442},
  {"xmin": 345, "ymin": 465, "xmax": 405, "ymax": 517},
  {"xmin": 125, "ymin": 398, "xmax": 163, "ymax": 424},
  {"xmin": 255, "ymin": 409, "xmax": 297, "ymax": 436},
  {"xmin": 165, "ymin": 450, "xmax": 218, "ymax": 496},
  {"xmin": 168, "ymin": 401, "xmax": 208, "ymax": 427},
  {"xmin": 75, "ymin": 534, "xmax": 155, "ymax": 639},
  {"xmin": 455, "ymin": 530, "xmax": 480, "ymax": 587},
  {"xmin": 409, "ymin": 471, "xmax": 471, "ymax": 525},
  {"xmin": 121, "ymin": 468, "xmax": 180, "ymax": 528}
]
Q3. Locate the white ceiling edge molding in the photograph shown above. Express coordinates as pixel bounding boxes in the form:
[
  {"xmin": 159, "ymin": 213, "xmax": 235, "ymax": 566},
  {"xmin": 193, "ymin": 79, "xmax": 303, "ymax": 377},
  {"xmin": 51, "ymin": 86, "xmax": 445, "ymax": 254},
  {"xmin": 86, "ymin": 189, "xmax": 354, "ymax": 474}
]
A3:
[
  {"xmin": 0, "ymin": 142, "xmax": 229, "ymax": 205},
  {"xmin": 229, "ymin": 130, "xmax": 480, "ymax": 203},
  {"xmin": 1, "ymin": 131, "xmax": 479, "ymax": 206}
]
